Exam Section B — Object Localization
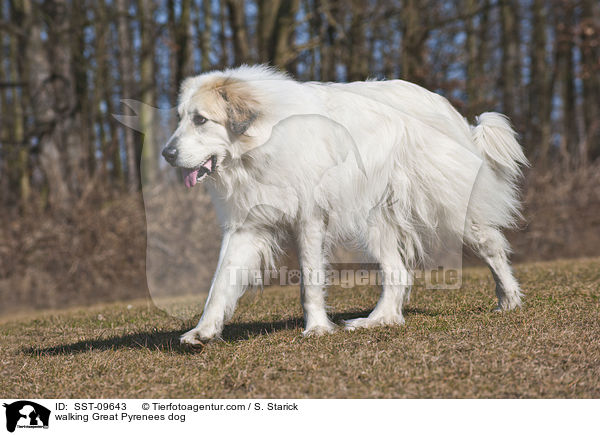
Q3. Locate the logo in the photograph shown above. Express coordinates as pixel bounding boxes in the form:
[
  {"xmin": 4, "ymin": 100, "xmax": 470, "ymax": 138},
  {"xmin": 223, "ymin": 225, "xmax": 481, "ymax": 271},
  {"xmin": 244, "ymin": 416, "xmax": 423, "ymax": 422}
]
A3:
[{"xmin": 3, "ymin": 401, "xmax": 50, "ymax": 433}]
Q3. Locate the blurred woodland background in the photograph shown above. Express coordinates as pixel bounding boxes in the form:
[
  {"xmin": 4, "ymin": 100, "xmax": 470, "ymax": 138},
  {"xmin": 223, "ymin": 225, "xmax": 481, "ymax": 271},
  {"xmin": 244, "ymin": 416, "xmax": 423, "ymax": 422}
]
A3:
[{"xmin": 1, "ymin": 0, "xmax": 599, "ymax": 314}]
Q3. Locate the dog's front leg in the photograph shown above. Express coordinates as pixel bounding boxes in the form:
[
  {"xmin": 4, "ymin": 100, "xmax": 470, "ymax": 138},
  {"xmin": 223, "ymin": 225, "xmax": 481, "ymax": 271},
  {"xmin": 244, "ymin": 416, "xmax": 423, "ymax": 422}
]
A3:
[
  {"xmin": 180, "ymin": 229, "xmax": 262, "ymax": 344},
  {"xmin": 297, "ymin": 219, "xmax": 337, "ymax": 336}
]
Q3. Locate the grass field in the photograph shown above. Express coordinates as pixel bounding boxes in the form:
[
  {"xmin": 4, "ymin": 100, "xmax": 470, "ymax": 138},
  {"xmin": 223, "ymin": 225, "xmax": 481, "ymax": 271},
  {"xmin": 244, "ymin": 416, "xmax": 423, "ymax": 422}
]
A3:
[{"xmin": 1, "ymin": 258, "xmax": 599, "ymax": 398}]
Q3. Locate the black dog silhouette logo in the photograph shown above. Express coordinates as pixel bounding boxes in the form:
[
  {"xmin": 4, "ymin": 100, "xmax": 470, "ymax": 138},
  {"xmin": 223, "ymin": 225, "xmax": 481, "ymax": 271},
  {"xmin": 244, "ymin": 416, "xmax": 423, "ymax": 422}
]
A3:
[{"xmin": 3, "ymin": 401, "xmax": 50, "ymax": 432}]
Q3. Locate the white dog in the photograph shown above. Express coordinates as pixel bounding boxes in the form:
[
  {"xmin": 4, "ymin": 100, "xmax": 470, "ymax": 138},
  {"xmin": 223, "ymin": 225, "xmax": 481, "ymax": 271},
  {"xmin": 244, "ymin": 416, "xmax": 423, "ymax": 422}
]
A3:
[{"xmin": 161, "ymin": 65, "xmax": 528, "ymax": 344}]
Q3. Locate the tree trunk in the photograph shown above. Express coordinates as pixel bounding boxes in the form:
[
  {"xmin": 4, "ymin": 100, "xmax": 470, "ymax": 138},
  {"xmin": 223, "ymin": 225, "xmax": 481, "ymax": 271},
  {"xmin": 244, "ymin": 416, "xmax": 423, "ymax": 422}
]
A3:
[
  {"xmin": 273, "ymin": 0, "xmax": 300, "ymax": 72},
  {"xmin": 116, "ymin": 0, "xmax": 139, "ymax": 191},
  {"xmin": 101, "ymin": 51, "xmax": 122, "ymax": 190},
  {"xmin": 5, "ymin": 0, "xmax": 30, "ymax": 206},
  {"xmin": 257, "ymin": 0, "xmax": 300, "ymax": 71},
  {"xmin": 529, "ymin": 0, "xmax": 552, "ymax": 164},
  {"xmin": 500, "ymin": 0, "xmax": 520, "ymax": 119},
  {"xmin": 319, "ymin": 0, "xmax": 339, "ymax": 81},
  {"xmin": 138, "ymin": 0, "xmax": 158, "ymax": 185},
  {"xmin": 11, "ymin": 25, "xmax": 29, "ymax": 206},
  {"xmin": 555, "ymin": 0, "xmax": 578, "ymax": 165},
  {"xmin": 27, "ymin": 0, "xmax": 81, "ymax": 208},
  {"xmin": 72, "ymin": 2, "xmax": 94, "ymax": 178},
  {"xmin": 401, "ymin": 0, "xmax": 428, "ymax": 86},
  {"xmin": 257, "ymin": 0, "xmax": 281, "ymax": 63},
  {"xmin": 201, "ymin": 0, "xmax": 213, "ymax": 71},
  {"xmin": 169, "ymin": 0, "xmax": 193, "ymax": 98},
  {"xmin": 347, "ymin": 0, "xmax": 369, "ymax": 82},
  {"xmin": 218, "ymin": 0, "xmax": 229, "ymax": 68},
  {"xmin": 579, "ymin": 0, "xmax": 600, "ymax": 162},
  {"xmin": 226, "ymin": 0, "xmax": 250, "ymax": 64},
  {"xmin": 96, "ymin": 1, "xmax": 122, "ymax": 185},
  {"xmin": 476, "ymin": 0, "xmax": 489, "ymax": 75},
  {"xmin": 307, "ymin": 0, "xmax": 319, "ymax": 80},
  {"xmin": 464, "ymin": 0, "xmax": 480, "ymax": 121},
  {"xmin": 0, "ymin": 5, "xmax": 8, "ymax": 146}
]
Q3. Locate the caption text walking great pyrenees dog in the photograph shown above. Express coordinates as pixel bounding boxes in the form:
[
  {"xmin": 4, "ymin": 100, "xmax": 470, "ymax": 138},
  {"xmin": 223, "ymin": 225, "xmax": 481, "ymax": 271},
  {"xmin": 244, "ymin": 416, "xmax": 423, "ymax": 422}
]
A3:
[{"xmin": 161, "ymin": 65, "xmax": 528, "ymax": 344}]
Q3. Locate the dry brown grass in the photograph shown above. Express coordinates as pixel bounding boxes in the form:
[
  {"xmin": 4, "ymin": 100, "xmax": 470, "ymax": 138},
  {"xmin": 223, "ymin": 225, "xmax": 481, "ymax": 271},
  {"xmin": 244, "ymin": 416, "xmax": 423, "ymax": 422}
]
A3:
[{"xmin": 1, "ymin": 257, "xmax": 598, "ymax": 398}]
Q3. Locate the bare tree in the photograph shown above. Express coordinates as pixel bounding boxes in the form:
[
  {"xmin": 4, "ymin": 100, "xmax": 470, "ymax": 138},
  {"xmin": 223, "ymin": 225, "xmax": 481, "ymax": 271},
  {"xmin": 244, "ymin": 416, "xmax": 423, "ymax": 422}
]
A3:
[
  {"xmin": 169, "ymin": 0, "xmax": 194, "ymax": 97},
  {"xmin": 555, "ymin": 0, "xmax": 578, "ymax": 164},
  {"xmin": 226, "ymin": 0, "xmax": 250, "ymax": 64},
  {"xmin": 72, "ymin": 1, "xmax": 94, "ymax": 178},
  {"xmin": 27, "ymin": 0, "xmax": 82, "ymax": 208},
  {"xmin": 4, "ymin": 0, "xmax": 30, "ymax": 205},
  {"xmin": 579, "ymin": 0, "xmax": 600, "ymax": 161},
  {"xmin": 347, "ymin": 0, "xmax": 369, "ymax": 81},
  {"xmin": 529, "ymin": 0, "xmax": 553, "ymax": 163},
  {"xmin": 116, "ymin": 0, "xmax": 139, "ymax": 191},
  {"xmin": 218, "ymin": 1, "xmax": 230, "ymax": 68},
  {"xmin": 95, "ymin": 2, "xmax": 122, "ymax": 184},
  {"xmin": 500, "ymin": 0, "xmax": 521, "ymax": 119},
  {"xmin": 400, "ymin": 0, "xmax": 429, "ymax": 86},
  {"xmin": 258, "ymin": 0, "xmax": 300, "ymax": 70},
  {"xmin": 464, "ymin": 0, "xmax": 481, "ymax": 121},
  {"xmin": 201, "ymin": 0, "xmax": 213, "ymax": 71},
  {"xmin": 319, "ymin": 0, "xmax": 340, "ymax": 81},
  {"xmin": 138, "ymin": 0, "xmax": 158, "ymax": 184}
]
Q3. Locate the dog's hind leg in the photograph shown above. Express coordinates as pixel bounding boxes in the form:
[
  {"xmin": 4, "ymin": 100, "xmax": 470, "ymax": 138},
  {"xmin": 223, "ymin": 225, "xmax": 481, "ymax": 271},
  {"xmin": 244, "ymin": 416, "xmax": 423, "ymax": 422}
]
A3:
[
  {"xmin": 297, "ymin": 218, "xmax": 337, "ymax": 336},
  {"xmin": 470, "ymin": 224, "xmax": 523, "ymax": 311},
  {"xmin": 344, "ymin": 220, "xmax": 409, "ymax": 330},
  {"xmin": 180, "ymin": 229, "xmax": 265, "ymax": 344}
]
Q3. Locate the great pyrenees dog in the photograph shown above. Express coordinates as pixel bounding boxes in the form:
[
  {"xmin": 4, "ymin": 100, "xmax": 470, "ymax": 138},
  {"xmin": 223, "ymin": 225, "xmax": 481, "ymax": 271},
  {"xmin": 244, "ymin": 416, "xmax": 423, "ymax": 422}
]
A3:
[{"xmin": 161, "ymin": 65, "xmax": 528, "ymax": 344}]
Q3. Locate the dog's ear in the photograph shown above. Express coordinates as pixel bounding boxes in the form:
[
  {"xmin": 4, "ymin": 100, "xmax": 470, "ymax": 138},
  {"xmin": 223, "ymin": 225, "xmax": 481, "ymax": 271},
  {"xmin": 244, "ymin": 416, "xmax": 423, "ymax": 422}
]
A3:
[{"xmin": 218, "ymin": 83, "xmax": 259, "ymax": 135}]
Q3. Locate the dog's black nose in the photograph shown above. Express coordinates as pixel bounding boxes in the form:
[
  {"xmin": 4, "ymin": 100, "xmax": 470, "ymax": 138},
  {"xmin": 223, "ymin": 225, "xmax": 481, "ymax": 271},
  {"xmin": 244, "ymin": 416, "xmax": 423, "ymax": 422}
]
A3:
[{"xmin": 162, "ymin": 145, "xmax": 178, "ymax": 162}]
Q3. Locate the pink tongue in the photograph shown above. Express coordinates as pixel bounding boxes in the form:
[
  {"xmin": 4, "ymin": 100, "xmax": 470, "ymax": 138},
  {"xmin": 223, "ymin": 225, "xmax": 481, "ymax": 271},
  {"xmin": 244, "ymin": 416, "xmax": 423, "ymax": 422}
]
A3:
[
  {"xmin": 182, "ymin": 158, "xmax": 213, "ymax": 188},
  {"xmin": 183, "ymin": 168, "xmax": 199, "ymax": 188}
]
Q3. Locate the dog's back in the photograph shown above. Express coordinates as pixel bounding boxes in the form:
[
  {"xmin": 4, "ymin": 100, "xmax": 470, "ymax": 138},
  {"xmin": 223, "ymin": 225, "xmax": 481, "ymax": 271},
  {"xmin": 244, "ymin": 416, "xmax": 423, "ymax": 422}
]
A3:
[{"xmin": 302, "ymin": 78, "xmax": 525, "ymax": 262}]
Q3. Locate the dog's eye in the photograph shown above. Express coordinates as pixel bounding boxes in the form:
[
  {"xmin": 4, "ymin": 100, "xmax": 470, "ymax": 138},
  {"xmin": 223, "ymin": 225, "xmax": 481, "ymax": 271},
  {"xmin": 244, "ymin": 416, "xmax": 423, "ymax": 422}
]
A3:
[{"xmin": 192, "ymin": 114, "xmax": 208, "ymax": 126}]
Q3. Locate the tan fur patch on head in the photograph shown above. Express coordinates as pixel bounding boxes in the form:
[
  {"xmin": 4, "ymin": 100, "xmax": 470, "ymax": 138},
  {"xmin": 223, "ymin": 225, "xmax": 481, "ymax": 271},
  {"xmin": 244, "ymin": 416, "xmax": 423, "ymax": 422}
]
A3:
[{"xmin": 192, "ymin": 76, "xmax": 260, "ymax": 136}]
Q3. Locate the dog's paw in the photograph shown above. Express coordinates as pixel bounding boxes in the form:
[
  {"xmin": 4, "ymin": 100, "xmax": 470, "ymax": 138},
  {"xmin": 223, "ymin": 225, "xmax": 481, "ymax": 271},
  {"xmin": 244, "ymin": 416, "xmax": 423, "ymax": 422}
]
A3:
[
  {"xmin": 180, "ymin": 326, "xmax": 220, "ymax": 345},
  {"xmin": 494, "ymin": 292, "xmax": 523, "ymax": 312},
  {"xmin": 302, "ymin": 321, "xmax": 337, "ymax": 337},
  {"xmin": 344, "ymin": 314, "xmax": 405, "ymax": 331},
  {"xmin": 493, "ymin": 301, "xmax": 522, "ymax": 312}
]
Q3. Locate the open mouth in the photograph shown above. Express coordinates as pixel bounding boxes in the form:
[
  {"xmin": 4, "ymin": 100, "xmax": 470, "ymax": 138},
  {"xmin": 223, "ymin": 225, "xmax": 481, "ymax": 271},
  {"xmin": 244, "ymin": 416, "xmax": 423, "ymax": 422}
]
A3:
[{"xmin": 182, "ymin": 155, "xmax": 217, "ymax": 188}]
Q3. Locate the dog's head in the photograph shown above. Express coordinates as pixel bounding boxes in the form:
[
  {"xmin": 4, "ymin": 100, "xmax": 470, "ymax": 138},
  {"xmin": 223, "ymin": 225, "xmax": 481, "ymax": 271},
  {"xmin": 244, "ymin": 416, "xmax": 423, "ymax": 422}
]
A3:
[{"xmin": 162, "ymin": 74, "xmax": 261, "ymax": 188}]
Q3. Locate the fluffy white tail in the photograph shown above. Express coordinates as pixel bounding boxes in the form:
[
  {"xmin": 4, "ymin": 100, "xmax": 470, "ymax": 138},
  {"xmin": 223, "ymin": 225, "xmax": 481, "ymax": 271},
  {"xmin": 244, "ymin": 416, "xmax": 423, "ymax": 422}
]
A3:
[{"xmin": 472, "ymin": 112, "xmax": 529, "ymax": 181}]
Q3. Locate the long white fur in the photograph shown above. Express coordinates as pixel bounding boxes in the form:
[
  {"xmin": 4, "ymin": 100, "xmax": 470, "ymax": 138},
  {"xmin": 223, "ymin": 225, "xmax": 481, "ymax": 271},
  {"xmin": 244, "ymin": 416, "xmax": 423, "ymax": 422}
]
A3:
[{"xmin": 166, "ymin": 65, "xmax": 529, "ymax": 344}]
